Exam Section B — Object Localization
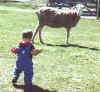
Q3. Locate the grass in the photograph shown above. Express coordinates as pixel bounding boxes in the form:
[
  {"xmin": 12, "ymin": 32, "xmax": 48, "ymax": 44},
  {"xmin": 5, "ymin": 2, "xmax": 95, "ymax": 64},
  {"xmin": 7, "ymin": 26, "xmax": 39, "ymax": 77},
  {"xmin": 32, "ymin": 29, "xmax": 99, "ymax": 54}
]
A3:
[
  {"xmin": 0, "ymin": 0, "xmax": 45, "ymax": 9},
  {"xmin": 0, "ymin": 9, "xmax": 100, "ymax": 92},
  {"xmin": 0, "ymin": 2, "xmax": 41, "ymax": 9},
  {"xmin": 0, "ymin": 2, "xmax": 32, "ymax": 9}
]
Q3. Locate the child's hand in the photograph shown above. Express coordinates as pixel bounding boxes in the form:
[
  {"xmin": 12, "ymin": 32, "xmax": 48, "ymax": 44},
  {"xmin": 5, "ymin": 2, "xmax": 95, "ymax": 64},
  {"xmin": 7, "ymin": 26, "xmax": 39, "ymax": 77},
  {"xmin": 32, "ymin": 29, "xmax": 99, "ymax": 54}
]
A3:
[
  {"xmin": 38, "ymin": 49, "xmax": 43, "ymax": 53},
  {"xmin": 31, "ymin": 49, "xmax": 43, "ymax": 56}
]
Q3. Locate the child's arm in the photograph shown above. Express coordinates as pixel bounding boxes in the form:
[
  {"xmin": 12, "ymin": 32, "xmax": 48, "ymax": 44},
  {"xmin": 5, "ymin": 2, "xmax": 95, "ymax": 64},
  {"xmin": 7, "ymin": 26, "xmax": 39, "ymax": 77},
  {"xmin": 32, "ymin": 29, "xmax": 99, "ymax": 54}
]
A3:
[{"xmin": 31, "ymin": 49, "xmax": 43, "ymax": 56}]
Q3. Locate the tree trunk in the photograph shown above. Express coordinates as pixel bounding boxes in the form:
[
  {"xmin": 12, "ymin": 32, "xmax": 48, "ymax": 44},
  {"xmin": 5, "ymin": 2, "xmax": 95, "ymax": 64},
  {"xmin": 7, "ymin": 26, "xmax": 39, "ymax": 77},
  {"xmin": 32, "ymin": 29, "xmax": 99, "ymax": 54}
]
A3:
[{"xmin": 97, "ymin": 0, "xmax": 100, "ymax": 19}]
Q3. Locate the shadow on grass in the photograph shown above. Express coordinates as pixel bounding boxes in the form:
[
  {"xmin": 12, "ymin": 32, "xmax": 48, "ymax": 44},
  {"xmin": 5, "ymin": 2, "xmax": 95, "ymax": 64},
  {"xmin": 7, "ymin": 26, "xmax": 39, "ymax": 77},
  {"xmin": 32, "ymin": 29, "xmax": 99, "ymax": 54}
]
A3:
[
  {"xmin": 13, "ymin": 84, "xmax": 57, "ymax": 92},
  {"xmin": 45, "ymin": 43, "xmax": 100, "ymax": 51}
]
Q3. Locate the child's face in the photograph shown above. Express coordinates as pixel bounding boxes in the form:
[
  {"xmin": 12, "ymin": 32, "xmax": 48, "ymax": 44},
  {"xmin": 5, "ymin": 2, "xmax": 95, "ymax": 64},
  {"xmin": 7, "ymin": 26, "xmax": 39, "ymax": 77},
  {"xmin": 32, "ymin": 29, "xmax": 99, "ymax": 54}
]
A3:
[{"xmin": 22, "ymin": 38, "xmax": 32, "ymax": 43}]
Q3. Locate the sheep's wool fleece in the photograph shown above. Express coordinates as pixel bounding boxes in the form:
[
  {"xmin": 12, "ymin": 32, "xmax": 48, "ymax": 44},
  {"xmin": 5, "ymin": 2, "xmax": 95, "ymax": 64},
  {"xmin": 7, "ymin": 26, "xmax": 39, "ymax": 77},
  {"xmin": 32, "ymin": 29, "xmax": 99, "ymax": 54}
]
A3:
[{"xmin": 36, "ymin": 7, "xmax": 80, "ymax": 28}]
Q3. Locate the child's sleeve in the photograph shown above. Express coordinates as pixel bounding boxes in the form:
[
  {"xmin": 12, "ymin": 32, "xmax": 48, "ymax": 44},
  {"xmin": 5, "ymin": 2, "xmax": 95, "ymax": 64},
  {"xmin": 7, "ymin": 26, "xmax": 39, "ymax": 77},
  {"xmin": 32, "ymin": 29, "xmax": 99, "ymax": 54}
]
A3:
[
  {"xmin": 31, "ymin": 45, "xmax": 35, "ymax": 50},
  {"xmin": 11, "ymin": 48, "xmax": 18, "ymax": 54},
  {"xmin": 11, "ymin": 44, "xmax": 19, "ymax": 54}
]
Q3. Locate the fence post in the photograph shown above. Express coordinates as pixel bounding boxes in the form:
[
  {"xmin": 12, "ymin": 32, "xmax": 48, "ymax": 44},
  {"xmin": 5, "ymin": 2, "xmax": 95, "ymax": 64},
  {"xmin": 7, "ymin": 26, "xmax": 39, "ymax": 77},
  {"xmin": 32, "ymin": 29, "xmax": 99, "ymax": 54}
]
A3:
[
  {"xmin": 97, "ymin": 0, "xmax": 100, "ymax": 19},
  {"xmin": 46, "ymin": 0, "xmax": 49, "ymax": 6}
]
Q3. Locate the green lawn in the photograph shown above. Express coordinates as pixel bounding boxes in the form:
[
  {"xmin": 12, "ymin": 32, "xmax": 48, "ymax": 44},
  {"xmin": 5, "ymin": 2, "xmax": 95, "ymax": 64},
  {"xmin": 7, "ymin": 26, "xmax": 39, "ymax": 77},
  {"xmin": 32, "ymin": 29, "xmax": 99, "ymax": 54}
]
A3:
[
  {"xmin": 0, "ymin": 2, "xmax": 32, "ymax": 9},
  {"xmin": 0, "ymin": 0, "xmax": 45, "ymax": 9},
  {"xmin": 0, "ymin": 9, "xmax": 100, "ymax": 92}
]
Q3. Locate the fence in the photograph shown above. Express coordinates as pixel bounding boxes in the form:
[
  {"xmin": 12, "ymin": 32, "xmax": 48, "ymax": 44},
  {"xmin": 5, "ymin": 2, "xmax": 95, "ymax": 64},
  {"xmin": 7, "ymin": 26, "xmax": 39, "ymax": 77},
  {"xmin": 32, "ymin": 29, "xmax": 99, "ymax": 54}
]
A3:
[{"xmin": 46, "ymin": 0, "xmax": 100, "ymax": 18}]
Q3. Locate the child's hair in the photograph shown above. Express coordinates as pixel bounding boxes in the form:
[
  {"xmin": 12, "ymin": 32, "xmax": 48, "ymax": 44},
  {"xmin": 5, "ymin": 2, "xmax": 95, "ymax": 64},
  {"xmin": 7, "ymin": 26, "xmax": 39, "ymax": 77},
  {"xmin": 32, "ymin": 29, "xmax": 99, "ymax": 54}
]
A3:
[{"xmin": 22, "ymin": 30, "xmax": 33, "ymax": 39}]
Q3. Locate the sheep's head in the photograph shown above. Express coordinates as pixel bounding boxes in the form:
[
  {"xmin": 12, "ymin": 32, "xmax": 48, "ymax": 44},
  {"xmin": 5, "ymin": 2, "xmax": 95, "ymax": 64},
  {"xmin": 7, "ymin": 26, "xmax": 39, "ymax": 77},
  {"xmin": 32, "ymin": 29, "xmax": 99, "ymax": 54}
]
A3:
[{"xmin": 72, "ymin": 4, "xmax": 85, "ymax": 16}]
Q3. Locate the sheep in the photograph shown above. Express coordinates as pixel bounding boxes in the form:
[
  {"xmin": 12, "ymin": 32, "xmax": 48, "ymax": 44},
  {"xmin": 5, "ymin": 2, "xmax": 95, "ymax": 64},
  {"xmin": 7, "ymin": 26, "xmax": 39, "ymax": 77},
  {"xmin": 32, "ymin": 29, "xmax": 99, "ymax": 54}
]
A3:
[{"xmin": 32, "ymin": 4, "xmax": 85, "ymax": 44}]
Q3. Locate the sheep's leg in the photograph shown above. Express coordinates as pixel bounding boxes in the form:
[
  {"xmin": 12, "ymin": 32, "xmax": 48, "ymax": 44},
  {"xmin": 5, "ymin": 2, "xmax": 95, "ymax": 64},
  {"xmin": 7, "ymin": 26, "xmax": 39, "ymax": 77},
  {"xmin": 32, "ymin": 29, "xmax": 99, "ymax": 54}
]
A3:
[
  {"xmin": 39, "ymin": 27, "xmax": 44, "ymax": 44},
  {"xmin": 66, "ymin": 28, "xmax": 70, "ymax": 44},
  {"xmin": 32, "ymin": 24, "xmax": 41, "ymax": 43}
]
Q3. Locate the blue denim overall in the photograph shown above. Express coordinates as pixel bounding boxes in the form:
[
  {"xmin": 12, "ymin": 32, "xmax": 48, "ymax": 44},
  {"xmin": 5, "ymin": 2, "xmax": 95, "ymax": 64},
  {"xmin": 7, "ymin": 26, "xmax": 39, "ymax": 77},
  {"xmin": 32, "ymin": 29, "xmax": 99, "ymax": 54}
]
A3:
[{"xmin": 13, "ymin": 43, "xmax": 34, "ymax": 85}]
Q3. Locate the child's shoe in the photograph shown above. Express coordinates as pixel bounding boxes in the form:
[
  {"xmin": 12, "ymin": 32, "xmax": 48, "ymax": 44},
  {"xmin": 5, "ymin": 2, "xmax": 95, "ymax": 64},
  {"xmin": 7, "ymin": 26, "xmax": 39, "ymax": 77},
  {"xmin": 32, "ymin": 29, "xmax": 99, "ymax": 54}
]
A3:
[
  {"xmin": 25, "ymin": 83, "xmax": 32, "ymax": 90},
  {"xmin": 12, "ymin": 78, "xmax": 18, "ymax": 85}
]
